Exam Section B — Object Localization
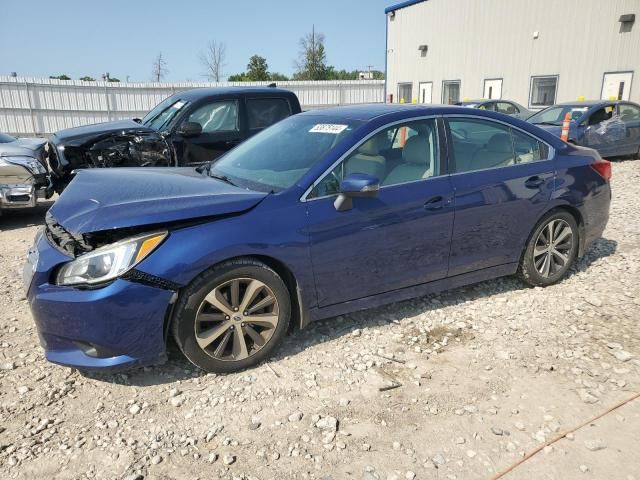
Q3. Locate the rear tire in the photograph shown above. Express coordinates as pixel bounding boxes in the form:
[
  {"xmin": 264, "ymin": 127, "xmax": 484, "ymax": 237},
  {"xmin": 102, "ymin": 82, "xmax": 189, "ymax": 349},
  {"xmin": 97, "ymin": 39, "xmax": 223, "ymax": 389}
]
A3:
[
  {"xmin": 171, "ymin": 259, "xmax": 291, "ymax": 373},
  {"xmin": 518, "ymin": 210, "xmax": 578, "ymax": 287}
]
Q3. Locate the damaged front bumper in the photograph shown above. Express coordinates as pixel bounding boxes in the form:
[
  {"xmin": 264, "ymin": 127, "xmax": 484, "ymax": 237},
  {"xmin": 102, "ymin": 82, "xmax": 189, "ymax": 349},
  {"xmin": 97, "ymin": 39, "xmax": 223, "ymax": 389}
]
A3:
[
  {"xmin": 0, "ymin": 182, "xmax": 46, "ymax": 208},
  {"xmin": 0, "ymin": 160, "xmax": 48, "ymax": 209}
]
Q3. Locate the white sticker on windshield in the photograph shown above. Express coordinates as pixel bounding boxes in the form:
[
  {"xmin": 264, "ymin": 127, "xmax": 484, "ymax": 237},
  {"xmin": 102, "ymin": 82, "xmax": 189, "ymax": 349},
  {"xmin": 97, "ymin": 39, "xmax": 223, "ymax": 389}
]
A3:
[
  {"xmin": 309, "ymin": 124, "xmax": 348, "ymax": 134},
  {"xmin": 571, "ymin": 107, "xmax": 588, "ymax": 113},
  {"xmin": 173, "ymin": 101, "xmax": 185, "ymax": 109}
]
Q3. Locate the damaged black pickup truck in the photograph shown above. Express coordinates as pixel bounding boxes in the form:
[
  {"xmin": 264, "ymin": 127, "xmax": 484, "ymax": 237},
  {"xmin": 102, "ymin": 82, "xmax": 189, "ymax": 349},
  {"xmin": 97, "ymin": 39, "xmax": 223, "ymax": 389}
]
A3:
[{"xmin": 45, "ymin": 86, "xmax": 302, "ymax": 192}]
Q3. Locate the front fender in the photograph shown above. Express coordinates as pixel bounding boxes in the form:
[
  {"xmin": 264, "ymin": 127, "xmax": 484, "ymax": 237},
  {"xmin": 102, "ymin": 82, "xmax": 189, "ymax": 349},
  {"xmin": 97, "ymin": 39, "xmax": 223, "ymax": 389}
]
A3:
[{"xmin": 134, "ymin": 199, "xmax": 317, "ymax": 310}]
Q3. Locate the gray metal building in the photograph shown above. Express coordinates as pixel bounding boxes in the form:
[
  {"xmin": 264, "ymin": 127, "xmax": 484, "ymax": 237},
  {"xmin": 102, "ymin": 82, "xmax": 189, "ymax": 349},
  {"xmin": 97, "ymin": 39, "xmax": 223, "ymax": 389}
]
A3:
[{"xmin": 385, "ymin": 0, "xmax": 640, "ymax": 109}]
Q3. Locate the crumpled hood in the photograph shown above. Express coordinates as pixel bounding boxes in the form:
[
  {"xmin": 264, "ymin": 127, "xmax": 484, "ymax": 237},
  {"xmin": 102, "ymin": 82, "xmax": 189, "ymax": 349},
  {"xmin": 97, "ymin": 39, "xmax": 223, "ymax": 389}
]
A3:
[
  {"xmin": 51, "ymin": 119, "xmax": 154, "ymax": 146},
  {"xmin": 48, "ymin": 167, "xmax": 268, "ymax": 234},
  {"xmin": 0, "ymin": 137, "xmax": 47, "ymax": 158}
]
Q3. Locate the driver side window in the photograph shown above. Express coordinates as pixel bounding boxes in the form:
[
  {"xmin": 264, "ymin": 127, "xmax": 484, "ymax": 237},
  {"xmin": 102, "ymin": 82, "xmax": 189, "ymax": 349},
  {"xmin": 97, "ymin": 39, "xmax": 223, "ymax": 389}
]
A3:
[
  {"xmin": 309, "ymin": 119, "xmax": 439, "ymax": 198},
  {"xmin": 186, "ymin": 100, "xmax": 239, "ymax": 133}
]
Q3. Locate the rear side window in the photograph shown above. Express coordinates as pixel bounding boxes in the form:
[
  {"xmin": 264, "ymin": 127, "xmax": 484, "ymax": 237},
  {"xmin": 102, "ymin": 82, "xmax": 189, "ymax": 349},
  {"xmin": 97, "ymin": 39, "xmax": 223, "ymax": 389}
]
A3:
[
  {"xmin": 448, "ymin": 118, "xmax": 548, "ymax": 173},
  {"xmin": 512, "ymin": 129, "xmax": 549, "ymax": 164},
  {"xmin": 620, "ymin": 104, "xmax": 640, "ymax": 121},
  {"xmin": 496, "ymin": 102, "xmax": 520, "ymax": 114},
  {"xmin": 247, "ymin": 98, "xmax": 292, "ymax": 130}
]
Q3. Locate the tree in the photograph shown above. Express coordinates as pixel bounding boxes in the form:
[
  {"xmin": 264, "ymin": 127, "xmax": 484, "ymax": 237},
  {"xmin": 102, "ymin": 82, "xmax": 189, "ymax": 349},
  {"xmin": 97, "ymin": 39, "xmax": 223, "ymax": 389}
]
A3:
[
  {"xmin": 246, "ymin": 55, "xmax": 270, "ymax": 81},
  {"xmin": 108, "ymin": 77, "xmax": 120, "ymax": 82},
  {"xmin": 294, "ymin": 26, "xmax": 328, "ymax": 80},
  {"xmin": 200, "ymin": 40, "xmax": 227, "ymax": 82},
  {"xmin": 269, "ymin": 72, "xmax": 289, "ymax": 81},
  {"xmin": 151, "ymin": 52, "xmax": 168, "ymax": 82},
  {"xmin": 228, "ymin": 73, "xmax": 248, "ymax": 82},
  {"xmin": 49, "ymin": 74, "xmax": 71, "ymax": 80},
  {"xmin": 79, "ymin": 76, "xmax": 95, "ymax": 82}
]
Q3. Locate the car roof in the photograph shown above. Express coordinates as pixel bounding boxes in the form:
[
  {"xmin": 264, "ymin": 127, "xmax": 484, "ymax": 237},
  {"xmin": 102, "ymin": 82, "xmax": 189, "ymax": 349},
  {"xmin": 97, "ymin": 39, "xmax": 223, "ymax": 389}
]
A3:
[
  {"xmin": 553, "ymin": 100, "xmax": 639, "ymax": 107},
  {"xmin": 175, "ymin": 86, "xmax": 294, "ymax": 101},
  {"xmin": 300, "ymin": 103, "xmax": 444, "ymax": 121}
]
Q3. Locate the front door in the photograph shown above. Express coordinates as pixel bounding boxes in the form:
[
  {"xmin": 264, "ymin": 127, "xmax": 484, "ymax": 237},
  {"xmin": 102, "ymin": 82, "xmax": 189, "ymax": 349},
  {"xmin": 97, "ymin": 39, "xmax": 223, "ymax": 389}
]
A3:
[
  {"xmin": 445, "ymin": 116, "xmax": 554, "ymax": 275},
  {"xmin": 484, "ymin": 79, "xmax": 503, "ymax": 100},
  {"xmin": 601, "ymin": 72, "xmax": 633, "ymax": 101},
  {"xmin": 419, "ymin": 82, "xmax": 433, "ymax": 104},
  {"xmin": 304, "ymin": 118, "xmax": 454, "ymax": 307},
  {"xmin": 173, "ymin": 99, "xmax": 243, "ymax": 166}
]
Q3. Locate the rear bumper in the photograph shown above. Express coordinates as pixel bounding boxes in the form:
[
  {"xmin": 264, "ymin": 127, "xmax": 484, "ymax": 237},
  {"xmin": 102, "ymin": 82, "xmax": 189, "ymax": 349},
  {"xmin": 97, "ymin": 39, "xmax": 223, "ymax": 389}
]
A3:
[{"xmin": 25, "ymin": 233, "xmax": 175, "ymax": 372}]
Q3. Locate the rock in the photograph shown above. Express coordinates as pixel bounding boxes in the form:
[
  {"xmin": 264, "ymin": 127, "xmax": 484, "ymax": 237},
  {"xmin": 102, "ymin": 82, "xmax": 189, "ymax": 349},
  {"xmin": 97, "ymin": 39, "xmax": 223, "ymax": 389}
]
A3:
[
  {"xmin": 584, "ymin": 439, "xmax": 606, "ymax": 451},
  {"xmin": 466, "ymin": 450, "xmax": 477, "ymax": 458},
  {"xmin": 288, "ymin": 412, "xmax": 303, "ymax": 422},
  {"xmin": 514, "ymin": 421, "xmax": 525, "ymax": 431},
  {"xmin": 17, "ymin": 386, "xmax": 29, "ymax": 394},
  {"xmin": 316, "ymin": 416, "xmax": 338, "ymax": 431},
  {"xmin": 612, "ymin": 350, "xmax": 634, "ymax": 362},
  {"xmin": 0, "ymin": 362, "xmax": 15, "ymax": 370},
  {"xmin": 454, "ymin": 437, "xmax": 465, "ymax": 445},
  {"xmin": 393, "ymin": 441, "xmax": 402, "ymax": 451},
  {"xmin": 432, "ymin": 453, "xmax": 446, "ymax": 465},
  {"xmin": 208, "ymin": 452, "xmax": 218, "ymax": 463},
  {"xmin": 491, "ymin": 427, "xmax": 504, "ymax": 436},
  {"xmin": 406, "ymin": 472, "xmax": 416, "ymax": 480},
  {"xmin": 580, "ymin": 465, "xmax": 589, "ymax": 473},
  {"xmin": 170, "ymin": 396, "xmax": 184, "ymax": 407},
  {"xmin": 223, "ymin": 454, "xmax": 236, "ymax": 465},
  {"xmin": 151, "ymin": 455, "xmax": 162, "ymax": 465},
  {"xmin": 123, "ymin": 475, "xmax": 144, "ymax": 480},
  {"xmin": 352, "ymin": 329, "xmax": 362, "ymax": 337},
  {"xmin": 129, "ymin": 404, "xmax": 141, "ymax": 415}
]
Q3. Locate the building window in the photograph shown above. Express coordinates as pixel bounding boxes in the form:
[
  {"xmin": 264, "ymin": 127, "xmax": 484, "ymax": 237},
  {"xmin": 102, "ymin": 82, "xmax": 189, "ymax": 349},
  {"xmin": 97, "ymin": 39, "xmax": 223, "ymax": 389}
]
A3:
[
  {"xmin": 442, "ymin": 81, "xmax": 461, "ymax": 104},
  {"xmin": 398, "ymin": 83, "xmax": 413, "ymax": 103},
  {"xmin": 529, "ymin": 75, "xmax": 558, "ymax": 108}
]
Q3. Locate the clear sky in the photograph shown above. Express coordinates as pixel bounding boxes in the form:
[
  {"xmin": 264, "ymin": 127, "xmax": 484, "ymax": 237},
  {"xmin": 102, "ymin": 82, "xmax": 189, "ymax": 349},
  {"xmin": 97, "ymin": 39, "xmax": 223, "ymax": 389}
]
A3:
[{"xmin": 1, "ymin": 0, "xmax": 394, "ymax": 82}]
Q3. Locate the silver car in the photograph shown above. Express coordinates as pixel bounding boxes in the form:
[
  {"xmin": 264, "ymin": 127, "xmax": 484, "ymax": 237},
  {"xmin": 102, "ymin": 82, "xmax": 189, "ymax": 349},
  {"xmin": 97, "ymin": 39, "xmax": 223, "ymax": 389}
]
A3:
[
  {"xmin": 0, "ymin": 133, "xmax": 49, "ymax": 211},
  {"xmin": 454, "ymin": 99, "xmax": 533, "ymax": 121}
]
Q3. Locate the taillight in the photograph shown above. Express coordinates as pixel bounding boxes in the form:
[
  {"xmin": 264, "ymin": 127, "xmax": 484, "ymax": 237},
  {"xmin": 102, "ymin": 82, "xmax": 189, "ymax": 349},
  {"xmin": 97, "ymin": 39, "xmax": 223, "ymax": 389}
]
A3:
[{"xmin": 591, "ymin": 158, "xmax": 611, "ymax": 181}]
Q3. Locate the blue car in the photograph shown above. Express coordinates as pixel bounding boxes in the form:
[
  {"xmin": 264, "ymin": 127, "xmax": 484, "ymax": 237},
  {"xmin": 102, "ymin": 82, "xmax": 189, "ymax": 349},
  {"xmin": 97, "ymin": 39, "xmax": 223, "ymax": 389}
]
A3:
[
  {"xmin": 24, "ymin": 105, "xmax": 612, "ymax": 373},
  {"xmin": 528, "ymin": 100, "xmax": 640, "ymax": 158}
]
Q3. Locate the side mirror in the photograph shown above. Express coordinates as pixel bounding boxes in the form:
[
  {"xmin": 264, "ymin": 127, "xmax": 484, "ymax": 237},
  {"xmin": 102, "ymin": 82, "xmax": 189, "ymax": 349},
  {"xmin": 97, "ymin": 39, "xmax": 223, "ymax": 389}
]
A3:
[
  {"xmin": 176, "ymin": 121, "xmax": 203, "ymax": 138},
  {"xmin": 334, "ymin": 173, "xmax": 380, "ymax": 212}
]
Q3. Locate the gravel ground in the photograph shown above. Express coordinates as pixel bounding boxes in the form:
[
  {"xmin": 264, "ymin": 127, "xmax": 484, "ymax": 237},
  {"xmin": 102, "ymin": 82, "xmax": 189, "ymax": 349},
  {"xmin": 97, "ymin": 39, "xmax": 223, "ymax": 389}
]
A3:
[{"xmin": 1, "ymin": 160, "xmax": 639, "ymax": 480}]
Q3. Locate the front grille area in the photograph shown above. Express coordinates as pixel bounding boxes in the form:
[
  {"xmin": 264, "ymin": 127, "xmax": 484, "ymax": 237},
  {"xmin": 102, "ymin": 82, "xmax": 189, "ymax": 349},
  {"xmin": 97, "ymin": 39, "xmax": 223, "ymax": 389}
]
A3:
[{"xmin": 45, "ymin": 212, "xmax": 92, "ymax": 257}]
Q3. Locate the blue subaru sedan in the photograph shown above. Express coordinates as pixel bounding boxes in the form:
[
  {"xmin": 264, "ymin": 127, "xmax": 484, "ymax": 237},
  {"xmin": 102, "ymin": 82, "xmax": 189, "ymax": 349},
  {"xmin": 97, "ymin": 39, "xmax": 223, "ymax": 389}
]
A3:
[{"xmin": 24, "ymin": 105, "xmax": 611, "ymax": 373}]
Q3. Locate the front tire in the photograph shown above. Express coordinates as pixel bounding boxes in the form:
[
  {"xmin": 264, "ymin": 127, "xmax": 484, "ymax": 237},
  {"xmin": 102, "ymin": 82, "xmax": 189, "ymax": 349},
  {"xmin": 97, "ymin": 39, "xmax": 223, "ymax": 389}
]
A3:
[
  {"xmin": 518, "ymin": 211, "xmax": 578, "ymax": 287},
  {"xmin": 171, "ymin": 259, "xmax": 291, "ymax": 373}
]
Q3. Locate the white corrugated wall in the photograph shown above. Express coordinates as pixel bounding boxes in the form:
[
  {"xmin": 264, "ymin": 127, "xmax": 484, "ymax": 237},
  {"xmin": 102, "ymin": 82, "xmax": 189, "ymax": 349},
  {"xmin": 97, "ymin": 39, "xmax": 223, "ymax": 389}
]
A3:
[{"xmin": 0, "ymin": 78, "xmax": 385, "ymax": 137}]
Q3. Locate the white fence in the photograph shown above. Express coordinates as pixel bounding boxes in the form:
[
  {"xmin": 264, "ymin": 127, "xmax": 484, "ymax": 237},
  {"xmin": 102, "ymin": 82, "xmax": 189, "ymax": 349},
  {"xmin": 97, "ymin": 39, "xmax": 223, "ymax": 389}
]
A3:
[{"xmin": 0, "ymin": 77, "xmax": 385, "ymax": 137}]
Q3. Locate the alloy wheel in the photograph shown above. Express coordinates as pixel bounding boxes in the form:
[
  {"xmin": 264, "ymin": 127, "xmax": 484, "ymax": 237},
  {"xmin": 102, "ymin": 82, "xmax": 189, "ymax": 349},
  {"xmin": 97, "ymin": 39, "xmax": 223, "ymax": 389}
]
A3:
[
  {"xmin": 194, "ymin": 278, "xmax": 280, "ymax": 361},
  {"xmin": 533, "ymin": 219, "xmax": 574, "ymax": 278}
]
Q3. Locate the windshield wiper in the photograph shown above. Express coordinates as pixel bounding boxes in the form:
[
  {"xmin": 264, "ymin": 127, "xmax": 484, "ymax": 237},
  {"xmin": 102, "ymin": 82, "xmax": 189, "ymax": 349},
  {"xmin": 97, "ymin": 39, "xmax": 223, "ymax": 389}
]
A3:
[
  {"xmin": 209, "ymin": 172, "xmax": 238, "ymax": 187},
  {"xmin": 534, "ymin": 121, "xmax": 562, "ymax": 126}
]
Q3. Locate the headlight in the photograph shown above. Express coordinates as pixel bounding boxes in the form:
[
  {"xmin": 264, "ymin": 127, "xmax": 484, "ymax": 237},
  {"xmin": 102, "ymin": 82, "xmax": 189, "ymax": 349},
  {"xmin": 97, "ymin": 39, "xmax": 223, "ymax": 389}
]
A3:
[
  {"xmin": 0, "ymin": 156, "xmax": 47, "ymax": 174},
  {"xmin": 56, "ymin": 231, "xmax": 167, "ymax": 286}
]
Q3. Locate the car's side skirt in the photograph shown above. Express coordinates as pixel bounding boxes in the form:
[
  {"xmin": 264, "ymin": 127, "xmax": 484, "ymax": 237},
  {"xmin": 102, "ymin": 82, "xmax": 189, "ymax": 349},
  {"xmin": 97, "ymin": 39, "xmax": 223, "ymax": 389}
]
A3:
[{"xmin": 308, "ymin": 263, "xmax": 519, "ymax": 323}]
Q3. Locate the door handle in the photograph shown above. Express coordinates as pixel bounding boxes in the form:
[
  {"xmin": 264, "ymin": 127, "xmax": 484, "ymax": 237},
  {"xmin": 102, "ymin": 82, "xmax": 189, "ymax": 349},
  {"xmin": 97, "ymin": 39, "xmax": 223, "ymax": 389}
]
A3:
[
  {"xmin": 424, "ymin": 195, "xmax": 445, "ymax": 210},
  {"xmin": 525, "ymin": 176, "xmax": 545, "ymax": 188}
]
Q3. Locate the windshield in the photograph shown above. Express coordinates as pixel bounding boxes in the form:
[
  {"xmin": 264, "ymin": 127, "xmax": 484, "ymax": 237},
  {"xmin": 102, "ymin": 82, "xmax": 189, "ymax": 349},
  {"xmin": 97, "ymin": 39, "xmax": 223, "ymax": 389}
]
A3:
[
  {"xmin": 0, "ymin": 133, "xmax": 16, "ymax": 143},
  {"xmin": 210, "ymin": 115, "xmax": 363, "ymax": 192},
  {"xmin": 142, "ymin": 96, "xmax": 190, "ymax": 131},
  {"xmin": 529, "ymin": 105, "xmax": 590, "ymax": 125}
]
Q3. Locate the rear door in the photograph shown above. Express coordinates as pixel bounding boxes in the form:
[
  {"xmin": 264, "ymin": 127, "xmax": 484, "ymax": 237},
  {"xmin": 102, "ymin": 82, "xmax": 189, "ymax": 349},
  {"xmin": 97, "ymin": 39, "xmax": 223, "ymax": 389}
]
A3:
[
  {"xmin": 245, "ymin": 97, "xmax": 293, "ymax": 136},
  {"xmin": 618, "ymin": 103, "xmax": 640, "ymax": 155},
  {"xmin": 445, "ymin": 116, "xmax": 555, "ymax": 275}
]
